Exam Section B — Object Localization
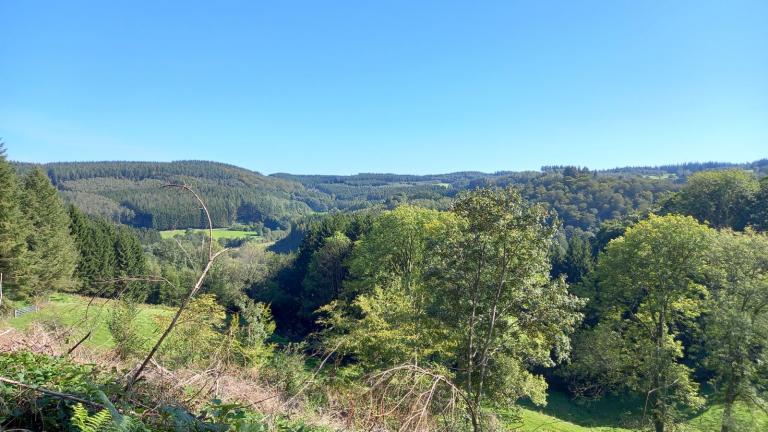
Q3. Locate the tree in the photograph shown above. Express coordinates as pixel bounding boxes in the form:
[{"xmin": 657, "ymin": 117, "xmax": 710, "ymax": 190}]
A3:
[
  {"xmin": 108, "ymin": 296, "xmax": 145, "ymax": 360},
  {"xmin": 233, "ymin": 296, "xmax": 275, "ymax": 367},
  {"xmin": 321, "ymin": 206, "xmax": 457, "ymax": 368},
  {"xmin": 321, "ymin": 190, "xmax": 583, "ymax": 430},
  {"xmin": 577, "ymin": 214, "xmax": 713, "ymax": 432},
  {"xmin": 435, "ymin": 187, "xmax": 584, "ymax": 430},
  {"xmin": 552, "ymin": 230, "xmax": 594, "ymax": 284},
  {"xmin": 157, "ymin": 294, "xmax": 227, "ymax": 367},
  {"xmin": 749, "ymin": 177, "xmax": 768, "ymax": 231},
  {"xmin": 665, "ymin": 170, "xmax": 759, "ymax": 230},
  {"xmin": 301, "ymin": 231, "xmax": 352, "ymax": 319},
  {"xmin": 704, "ymin": 229, "xmax": 768, "ymax": 432},
  {"xmin": 345, "ymin": 205, "xmax": 450, "ymax": 299},
  {"xmin": 69, "ymin": 207, "xmax": 116, "ymax": 295},
  {"xmin": 114, "ymin": 225, "xmax": 147, "ymax": 298},
  {"xmin": 259, "ymin": 212, "xmax": 372, "ymax": 336},
  {"xmin": 21, "ymin": 168, "xmax": 78, "ymax": 294},
  {"xmin": 0, "ymin": 143, "xmax": 31, "ymax": 299}
]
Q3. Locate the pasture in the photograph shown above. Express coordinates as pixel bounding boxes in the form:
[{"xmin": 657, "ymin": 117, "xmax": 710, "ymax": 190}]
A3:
[{"xmin": 160, "ymin": 227, "xmax": 262, "ymax": 241}]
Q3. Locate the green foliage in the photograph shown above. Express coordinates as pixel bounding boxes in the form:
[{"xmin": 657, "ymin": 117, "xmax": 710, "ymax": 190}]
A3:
[
  {"xmin": 702, "ymin": 229, "xmax": 768, "ymax": 431},
  {"xmin": 322, "ymin": 189, "xmax": 584, "ymax": 430},
  {"xmin": 664, "ymin": 169, "xmax": 759, "ymax": 230},
  {"xmin": 69, "ymin": 206, "xmax": 149, "ymax": 298},
  {"xmin": 70, "ymin": 403, "xmax": 114, "ymax": 432},
  {"xmin": 301, "ymin": 231, "xmax": 352, "ymax": 317},
  {"xmin": 0, "ymin": 142, "xmax": 32, "ymax": 299},
  {"xmin": 0, "ymin": 352, "xmax": 103, "ymax": 429},
  {"xmin": 750, "ymin": 177, "xmax": 768, "ymax": 231},
  {"xmin": 345, "ymin": 205, "xmax": 451, "ymax": 298},
  {"xmin": 570, "ymin": 214, "xmax": 714, "ymax": 431},
  {"xmin": 158, "ymin": 294, "xmax": 227, "ymax": 368},
  {"xmin": 321, "ymin": 206, "xmax": 460, "ymax": 369},
  {"xmin": 233, "ymin": 297, "xmax": 276, "ymax": 367},
  {"xmin": 552, "ymin": 230, "xmax": 595, "ymax": 284},
  {"xmin": 163, "ymin": 399, "xmax": 332, "ymax": 432},
  {"xmin": 256, "ymin": 212, "xmax": 373, "ymax": 336},
  {"xmin": 19, "ymin": 160, "xmax": 316, "ymax": 230},
  {"xmin": 21, "ymin": 167, "xmax": 79, "ymax": 295},
  {"xmin": 108, "ymin": 297, "xmax": 146, "ymax": 360},
  {"xmin": 262, "ymin": 344, "xmax": 314, "ymax": 395},
  {"xmin": 440, "ymin": 188, "xmax": 584, "ymax": 415}
]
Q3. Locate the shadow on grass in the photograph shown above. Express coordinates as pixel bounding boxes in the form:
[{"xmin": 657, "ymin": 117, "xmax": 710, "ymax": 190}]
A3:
[{"xmin": 519, "ymin": 391, "xmax": 645, "ymax": 430}]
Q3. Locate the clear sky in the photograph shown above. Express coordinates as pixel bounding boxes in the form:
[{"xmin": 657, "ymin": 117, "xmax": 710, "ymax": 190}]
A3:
[{"xmin": 1, "ymin": 1, "xmax": 766, "ymax": 175}]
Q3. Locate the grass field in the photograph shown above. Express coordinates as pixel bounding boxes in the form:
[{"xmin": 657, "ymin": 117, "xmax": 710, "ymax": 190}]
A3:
[
  {"xmin": 160, "ymin": 228, "xmax": 262, "ymax": 240},
  {"xmin": 2, "ymin": 294, "xmax": 766, "ymax": 431},
  {"xmin": 512, "ymin": 390, "xmax": 768, "ymax": 431},
  {"xmin": 2, "ymin": 292, "xmax": 173, "ymax": 350}
]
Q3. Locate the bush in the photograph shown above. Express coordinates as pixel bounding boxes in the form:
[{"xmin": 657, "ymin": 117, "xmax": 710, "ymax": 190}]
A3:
[
  {"xmin": 0, "ymin": 352, "xmax": 104, "ymax": 429},
  {"xmin": 108, "ymin": 298, "xmax": 145, "ymax": 360}
]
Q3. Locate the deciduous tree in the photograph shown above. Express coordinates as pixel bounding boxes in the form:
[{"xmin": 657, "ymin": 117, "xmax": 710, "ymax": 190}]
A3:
[
  {"xmin": 704, "ymin": 229, "xmax": 768, "ymax": 432},
  {"xmin": 576, "ymin": 214, "xmax": 713, "ymax": 432}
]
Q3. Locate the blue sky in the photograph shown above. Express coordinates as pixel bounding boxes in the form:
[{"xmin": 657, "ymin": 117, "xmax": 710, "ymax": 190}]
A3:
[{"xmin": 1, "ymin": 1, "xmax": 766, "ymax": 174}]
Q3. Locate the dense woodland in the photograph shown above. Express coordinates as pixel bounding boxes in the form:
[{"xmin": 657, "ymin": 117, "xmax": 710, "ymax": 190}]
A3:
[
  {"xmin": 14, "ymin": 158, "xmax": 768, "ymax": 235},
  {"xmin": 2, "ymin": 142, "xmax": 768, "ymax": 432}
]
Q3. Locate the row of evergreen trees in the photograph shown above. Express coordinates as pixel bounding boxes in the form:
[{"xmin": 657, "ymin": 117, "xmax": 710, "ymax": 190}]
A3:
[
  {"xmin": 0, "ymin": 143, "xmax": 146, "ymax": 304},
  {"xmin": 69, "ymin": 206, "xmax": 147, "ymax": 297}
]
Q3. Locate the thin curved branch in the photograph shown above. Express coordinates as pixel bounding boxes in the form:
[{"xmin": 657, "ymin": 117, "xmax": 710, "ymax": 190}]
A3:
[
  {"xmin": 126, "ymin": 185, "xmax": 228, "ymax": 391},
  {"xmin": 162, "ymin": 183, "xmax": 214, "ymax": 260}
]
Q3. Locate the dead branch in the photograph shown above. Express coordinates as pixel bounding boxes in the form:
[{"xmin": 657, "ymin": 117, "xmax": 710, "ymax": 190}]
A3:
[
  {"xmin": 0, "ymin": 376, "xmax": 103, "ymax": 408},
  {"xmin": 66, "ymin": 331, "xmax": 92, "ymax": 355},
  {"xmin": 360, "ymin": 363, "xmax": 470, "ymax": 432},
  {"xmin": 161, "ymin": 183, "xmax": 214, "ymax": 261},
  {"xmin": 126, "ymin": 184, "xmax": 228, "ymax": 391},
  {"xmin": 279, "ymin": 343, "xmax": 341, "ymax": 411}
]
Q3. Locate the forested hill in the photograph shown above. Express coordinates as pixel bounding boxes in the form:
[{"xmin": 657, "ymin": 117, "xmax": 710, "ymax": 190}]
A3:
[
  {"xmin": 12, "ymin": 161, "xmax": 324, "ymax": 231},
  {"xmin": 13, "ymin": 158, "xmax": 768, "ymax": 234},
  {"xmin": 273, "ymin": 159, "xmax": 768, "ymax": 233}
]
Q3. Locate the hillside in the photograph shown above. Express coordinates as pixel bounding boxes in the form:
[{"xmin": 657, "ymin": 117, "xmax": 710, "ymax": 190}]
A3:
[
  {"xmin": 13, "ymin": 158, "xmax": 768, "ymax": 235},
  {"xmin": 14, "ymin": 160, "xmax": 325, "ymax": 230},
  {"xmin": 4, "ymin": 294, "xmax": 766, "ymax": 431}
]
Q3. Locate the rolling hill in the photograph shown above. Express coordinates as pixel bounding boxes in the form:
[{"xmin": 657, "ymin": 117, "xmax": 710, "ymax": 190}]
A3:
[{"xmin": 13, "ymin": 158, "xmax": 767, "ymax": 234}]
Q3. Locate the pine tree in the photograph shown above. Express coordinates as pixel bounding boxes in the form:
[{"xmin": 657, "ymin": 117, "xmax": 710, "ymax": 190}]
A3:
[
  {"xmin": 0, "ymin": 143, "xmax": 32, "ymax": 299},
  {"xmin": 115, "ymin": 225, "xmax": 148, "ymax": 298},
  {"xmin": 21, "ymin": 167, "xmax": 78, "ymax": 294},
  {"xmin": 69, "ymin": 206, "xmax": 116, "ymax": 295},
  {"xmin": 69, "ymin": 205, "xmax": 98, "ymax": 290}
]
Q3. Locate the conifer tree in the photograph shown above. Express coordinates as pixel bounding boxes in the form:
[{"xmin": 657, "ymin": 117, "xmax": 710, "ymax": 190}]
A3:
[
  {"xmin": 0, "ymin": 143, "xmax": 32, "ymax": 298},
  {"xmin": 21, "ymin": 167, "xmax": 78, "ymax": 294},
  {"xmin": 69, "ymin": 206, "xmax": 116, "ymax": 295},
  {"xmin": 69, "ymin": 205, "xmax": 98, "ymax": 289},
  {"xmin": 115, "ymin": 225, "xmax": 148, "ymax": 298}
]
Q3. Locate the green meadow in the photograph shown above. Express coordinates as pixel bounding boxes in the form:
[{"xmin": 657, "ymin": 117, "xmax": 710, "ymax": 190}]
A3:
[
  {"xmin": 160, "ymin": 227, "xmax": 262, "ymax": 241},
  {"xmin": 3, "ymin": 292, "xmax": 173, "ymax": 350}
]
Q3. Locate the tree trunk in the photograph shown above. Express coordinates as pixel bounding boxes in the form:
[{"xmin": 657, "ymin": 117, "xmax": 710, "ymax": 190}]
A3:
[
  {"xmin": 468, "ymin": 404, "xmax": 480, "ymax": 432},
  {"xmin": 721, "ymin": 380, "xmax": 737, "ymax": 432},
  {"xmin": 650, "ymin": 379, "xmax": 665, "ymax": 432}
]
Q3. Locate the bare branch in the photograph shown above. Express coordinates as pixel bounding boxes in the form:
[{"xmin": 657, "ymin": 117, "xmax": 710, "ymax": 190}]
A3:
[
  {"xmin": 279, "ymin": 342, "xmax": 341, "ymax": 411},
  {"xmin": 0, "ymin": 376, "xmax": 103, "ymax": 408},
  {"xmin": 162, "ymin": 183, "xmax": 214, "ymax": 261},
  {"xmin": 126, "ymin": 185, "xmax": 227, "ymax": 391}
]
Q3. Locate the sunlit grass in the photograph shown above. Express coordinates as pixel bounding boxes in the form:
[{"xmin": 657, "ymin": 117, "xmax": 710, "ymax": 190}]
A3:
[
  {"xmin": 160, "ymin": 227, "xmax": 262, "ymax": 240},
  {"xmin": 2, "ymin": 292, "xmax": 173, "ymax": 350}
]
